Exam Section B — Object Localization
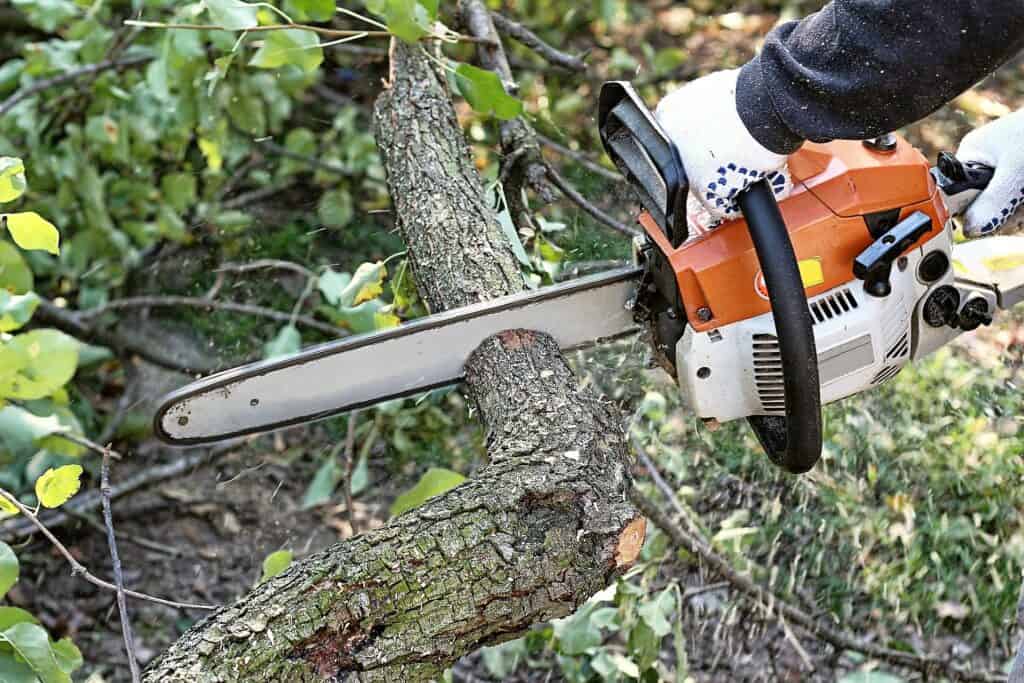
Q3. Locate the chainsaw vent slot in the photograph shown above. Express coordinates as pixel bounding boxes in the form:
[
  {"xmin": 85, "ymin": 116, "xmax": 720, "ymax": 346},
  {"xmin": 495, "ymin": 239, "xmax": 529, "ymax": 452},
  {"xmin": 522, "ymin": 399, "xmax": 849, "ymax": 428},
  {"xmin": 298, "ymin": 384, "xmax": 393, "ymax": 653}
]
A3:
[
  {"xmin": 886, "ymin": 332, "xmax": 909, "ymax": 360},
  {"xmin": 708, "ymin": 329, "xmax": 723, "ymax": 343},
  {"xmin": 808, "ymin": 288, "xmax": 858, "ymax": 325},
  {"xmin": 871, "ymin": 365, "xmax": 903, "ymax": 385},
  {"xmin": 752, "ymin": 334, "xmax": 785, "ymax": 414}
]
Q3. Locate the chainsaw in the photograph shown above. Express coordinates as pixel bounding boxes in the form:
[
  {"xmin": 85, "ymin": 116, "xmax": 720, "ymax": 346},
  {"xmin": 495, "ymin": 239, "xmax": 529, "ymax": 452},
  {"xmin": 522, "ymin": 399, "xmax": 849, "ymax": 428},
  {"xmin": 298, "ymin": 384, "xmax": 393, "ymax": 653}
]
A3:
[{"xmin": 154, "ymin": 81, "xmax": 1024, "ymax": 474}]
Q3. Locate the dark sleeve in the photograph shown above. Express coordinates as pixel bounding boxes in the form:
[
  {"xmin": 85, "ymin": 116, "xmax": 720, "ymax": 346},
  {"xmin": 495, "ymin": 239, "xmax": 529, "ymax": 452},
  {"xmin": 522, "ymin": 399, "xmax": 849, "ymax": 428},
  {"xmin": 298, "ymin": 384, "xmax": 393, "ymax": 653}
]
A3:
[{"xmin": 736, "ymin": 1, "xmax": 1024, "ymax": 154}]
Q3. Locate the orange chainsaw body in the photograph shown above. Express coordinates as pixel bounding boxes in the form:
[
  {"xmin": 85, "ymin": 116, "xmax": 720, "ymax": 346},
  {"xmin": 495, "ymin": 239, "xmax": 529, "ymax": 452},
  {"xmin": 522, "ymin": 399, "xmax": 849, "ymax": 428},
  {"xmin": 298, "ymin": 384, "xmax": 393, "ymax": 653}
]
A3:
[{"xmin": 640, "ymin": 137, "xmax": 950, "ymax": 332}]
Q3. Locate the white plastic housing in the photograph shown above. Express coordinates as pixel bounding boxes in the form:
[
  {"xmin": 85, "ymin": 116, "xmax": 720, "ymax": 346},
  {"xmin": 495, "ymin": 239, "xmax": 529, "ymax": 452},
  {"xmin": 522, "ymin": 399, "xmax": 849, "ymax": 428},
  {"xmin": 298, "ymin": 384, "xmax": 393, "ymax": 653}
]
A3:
[{"xmin": 674, "ymin": 223, "xmax": 986, "ymax": 423}]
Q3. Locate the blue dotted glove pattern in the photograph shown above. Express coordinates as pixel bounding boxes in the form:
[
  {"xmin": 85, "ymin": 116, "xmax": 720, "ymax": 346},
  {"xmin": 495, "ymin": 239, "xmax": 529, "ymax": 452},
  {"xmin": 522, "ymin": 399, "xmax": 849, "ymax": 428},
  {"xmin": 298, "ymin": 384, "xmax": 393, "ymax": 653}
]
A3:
[
  {"xmin": 975, "ymin": 187, "xmax": 1024, "ymax": 235},
  {"xmin": 703, "ymin": 163, "xmax": 788, "ymax": 220}
]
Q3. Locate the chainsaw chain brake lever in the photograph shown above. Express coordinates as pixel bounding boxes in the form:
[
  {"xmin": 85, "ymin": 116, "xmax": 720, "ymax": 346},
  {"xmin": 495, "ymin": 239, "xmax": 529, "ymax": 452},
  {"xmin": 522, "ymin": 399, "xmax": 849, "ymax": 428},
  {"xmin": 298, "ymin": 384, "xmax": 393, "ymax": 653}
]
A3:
[{"xmin": 932, "ymin": 151, "xmax": 994, "ymax": 217}]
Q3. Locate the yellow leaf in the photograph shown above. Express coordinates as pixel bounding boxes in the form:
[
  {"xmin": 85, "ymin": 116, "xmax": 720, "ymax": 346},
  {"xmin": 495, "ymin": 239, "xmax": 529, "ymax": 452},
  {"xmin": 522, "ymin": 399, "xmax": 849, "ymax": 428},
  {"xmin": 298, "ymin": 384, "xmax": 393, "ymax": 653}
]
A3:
[
  {"xmin": 4, "ymin": 212, "xmax": 60, "ymax": 255},
  {"xmin": 34, "ymin": 465, "xmax": 83, "ymax": 509},
  {"xmin": 0, "ymin": 158, "xmax": 26, "ymax": 203},
  {"xmin": 198, "ymin": 138, "xmax": 223, "ymax": 172},
  {"xmin": 0, "ymin": 496, "xmax": 17, "ymax": 518}
]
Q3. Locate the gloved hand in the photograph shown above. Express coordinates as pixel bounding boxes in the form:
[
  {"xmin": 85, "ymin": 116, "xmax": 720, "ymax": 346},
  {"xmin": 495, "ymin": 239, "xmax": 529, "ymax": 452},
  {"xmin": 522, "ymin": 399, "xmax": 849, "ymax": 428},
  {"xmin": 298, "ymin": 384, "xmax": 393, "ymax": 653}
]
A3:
[
  {"xmin": 957, "ymin": 108, "xmax": 1024, "ymax": 237},
  {"xmin": 654, "ymin": 69, "xmax": 791, "ymax": 224}
]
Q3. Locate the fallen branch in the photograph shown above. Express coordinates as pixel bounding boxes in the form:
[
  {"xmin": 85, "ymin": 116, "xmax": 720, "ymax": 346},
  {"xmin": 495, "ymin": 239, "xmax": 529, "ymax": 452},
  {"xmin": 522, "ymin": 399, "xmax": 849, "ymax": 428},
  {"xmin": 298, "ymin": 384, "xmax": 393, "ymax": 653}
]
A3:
[
  {"xmin": 33, "ymin": 298, "xmax": 217, "ymax": 375},
  {"xmin": 78, "ymin": 295, "xmax": 344, "ymax": 337},
  {"xmin": 0, "ymin": 488, "xmax": 216, "ymax": 611},
  {"xmin": 0, "ymin": 443, "xmax": 241, "ymax": 541},
  {"xmin": 0, "ymin": 55, "xmax": 152, "ymax": 117},
  {"xmin": 489, "ymin": 12, "xmax": 586, "ymax": 72}
]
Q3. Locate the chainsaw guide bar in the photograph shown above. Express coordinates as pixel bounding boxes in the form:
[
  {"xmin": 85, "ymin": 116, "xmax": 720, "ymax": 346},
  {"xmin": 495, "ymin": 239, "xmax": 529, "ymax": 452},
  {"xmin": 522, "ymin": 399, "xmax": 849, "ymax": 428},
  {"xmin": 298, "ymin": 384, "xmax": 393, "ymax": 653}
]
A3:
[{"xmin": 155, "ymin": 266, "xmax": 643, "ymax": 445}]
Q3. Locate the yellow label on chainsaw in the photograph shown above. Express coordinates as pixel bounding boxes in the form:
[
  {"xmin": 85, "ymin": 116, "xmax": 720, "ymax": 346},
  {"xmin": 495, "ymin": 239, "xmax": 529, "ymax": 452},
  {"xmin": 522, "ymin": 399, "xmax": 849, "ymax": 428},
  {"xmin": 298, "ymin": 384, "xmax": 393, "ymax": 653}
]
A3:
[
  {"xmin": 799, "ymin": 258, "xmax": 824, "ymax": 288},
  {"xmin": 952, "ymin": 259, "xmax": 968, "ymax": 275},
  {"xmin": 982, "ymin": 254, "xmax": 1024, "ymax": 272}
]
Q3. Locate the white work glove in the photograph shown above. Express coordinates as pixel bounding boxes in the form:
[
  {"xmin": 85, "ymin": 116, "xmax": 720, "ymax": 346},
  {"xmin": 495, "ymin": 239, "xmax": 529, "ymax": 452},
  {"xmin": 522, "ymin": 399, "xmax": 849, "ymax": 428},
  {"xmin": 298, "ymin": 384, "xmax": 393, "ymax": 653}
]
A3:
[
  {"xmin": 957, "ymin": 108, "xmax": 1024, "ymax": 237},
  {"xmin": 654, "ymin": 69, "xmax": 791, "ymax": 225}
]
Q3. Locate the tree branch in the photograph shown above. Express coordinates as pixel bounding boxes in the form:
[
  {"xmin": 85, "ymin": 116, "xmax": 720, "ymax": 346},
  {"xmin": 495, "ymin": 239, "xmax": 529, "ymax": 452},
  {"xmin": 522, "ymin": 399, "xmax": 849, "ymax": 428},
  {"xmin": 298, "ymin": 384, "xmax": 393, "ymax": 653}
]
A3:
[
  {"xmin": 142, "ymin": 40, "xmax": 641, "ymax": 681},
  {"xmin": 459, "ymin": 0, "xmax": 556, "ymax": 231},
  {"xmin": 0, "ymin": 55, "xmax": 152, "ymax": 117},
  {"xmin": 489, "ymin": 12, "xmax": 587, "ymax": 72},
  {"xmin": 544, "ymin": 161, "xmax": 640, "ymax": 238},
  {"xmin": 78, "ymin": 295, "xmax": 344, "ymax": 337},
  {"xmin": 33, "ymin": 298, "xmax": 218, "ymax": 375}
]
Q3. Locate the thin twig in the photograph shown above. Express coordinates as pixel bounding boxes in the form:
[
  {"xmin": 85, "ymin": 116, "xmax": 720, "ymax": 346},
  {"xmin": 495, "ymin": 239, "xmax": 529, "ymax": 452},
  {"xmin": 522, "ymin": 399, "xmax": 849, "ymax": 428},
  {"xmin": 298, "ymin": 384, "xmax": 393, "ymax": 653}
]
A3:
[
  {"xmin": 0, "ymin": 56, "xmax": 152, "ymax": 117},
  {"xmin": 78, "ymin": 295, "xmax": 344, "ymax": 337},
  {"xmin": 101, "ymin": 455, "xmax": 142, "ymax": 682},
  {"xmin": 543, "ymin": 162, "xmax": 640, "ymax": 238},
  {"xmin": 215, "ymin": 259, "xmax": 317, "ymax": 280},
  {"xmin": 342, "ymin": 410, "xmax": 361, "ymax": 534},
  {"xmin": 537, "ymin": 134, "xmax": 622, "ymax": 182},
  {"xmin": 123, "ymin": 20, "xmax": 495, "ymax": 44},
  {"xmin": 220, "ymin": 181, "xmax": 296, "ymax": 210},
  {"xmin": 489, "ymin": 12, "xmax": 586, "ymax": 72},
  {"xmin": 0, "ymin": 489, "xmax": 217, "ymax": 611},
  {"xmin": 52, "ymin": 432, "xmax": 124, "ymax": 460}
]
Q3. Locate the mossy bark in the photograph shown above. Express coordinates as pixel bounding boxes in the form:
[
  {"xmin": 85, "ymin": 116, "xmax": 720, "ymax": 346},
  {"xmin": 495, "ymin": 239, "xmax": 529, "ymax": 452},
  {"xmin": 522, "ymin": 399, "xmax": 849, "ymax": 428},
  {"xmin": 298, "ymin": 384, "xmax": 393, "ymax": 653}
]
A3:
[{"xmin": 143, "ymin": 42, "xmax": 641, "ymax": 682}]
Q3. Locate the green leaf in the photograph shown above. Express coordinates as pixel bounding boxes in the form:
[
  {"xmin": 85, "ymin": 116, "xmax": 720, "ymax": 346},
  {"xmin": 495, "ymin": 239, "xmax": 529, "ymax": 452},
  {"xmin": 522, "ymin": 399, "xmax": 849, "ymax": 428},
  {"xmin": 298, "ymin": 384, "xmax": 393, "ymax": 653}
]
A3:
[
  {"xmin": 0, "ymin": 330, "xmax": 79, "ymax": 401},
  {"xmin": 453, "ymin": 63, "xmax": 523, "ymax": 120},
  {"xmin": 365, "ymin": 0, "xmax": 437, "ymax": 43},
  {"xmin": 263, "ymin": 324, "xmax": 301, "ymax": 359},
  {"xmin": 317, "ymin": 188, "xmax": 354, "ymax": 228},
  {"xmin": 320, "ymin": 299, "xmax": 399, "ymax": 334},
  {"xmin": 0, "ymin": 609, "xmax": 39, "ymax": 632},
  {"xmin": 50, "ymin": 639, "xmax": 82, "ymax": 675},
  {"xmin": 340, "ymin": 261, "xmax": 385, "ymax": 307},
  {"xmin": 205, "ymin": 0, "xmax": 259, "ymax": 30},
  {"xmin": 350, "ymin": 451, "xmax": 369, "ymax": 496},
  {"xmin": 284, "ymin": 0, "xmax": 336, "ymax": 21},
  {"xmin": 0, "ymin": 406, "xmax": 64, "ymax": 459},
  {"xmin": 34, "ymin": 464, "xmax": 83, "ymax": 509},
  {"xmin": 390, "ymin": 467, "xmax": 465, "ymax": 517},
  {"xmin": 553, "ymin": 602, "xmax": 602, "ymax": 655},
  {"xmin": 0, "ymin": 159, "xmax": 26, "ymax": 204},
  {"xmin": 0, "ymin": 291, "xmax": 39, "ymax": 332},
  {"xmin": 250, "ymin": 29, "xmax": 324, "ymax": 73},
  {"xmin": 317, "ymin": 268, "xmax": 352, "ymax": 306},
  {"xmin": 260, "ymin": 549, "xmax": 293, "ymax": 583},
  {"xmin": 0, "ymin": 653, "xmax": 37, "ymax": 683},
  {"xmin": 0, "ymin": 623, "xmax": 69, "ymax": 683},
  {"xmin": 636, "ymin": 586, "xmax": 676, "ymax": 637},
  {"xmin": 0, "ymin": 543, "xmax": 17, "ymax": 599},
  {"xmin": 0, "ymin": 242, "xmax": 33, "ymax": 294},
  {"xmin": 161, "ymin": 173, "xmax": 198, "ymax": 213},
  {"xmin": 4, "ymin": 212, "xmax": 60, "ymax": 255},
  {"xmin": 301, "ymin": 454, "xmax": 341, "ymax": 509}
]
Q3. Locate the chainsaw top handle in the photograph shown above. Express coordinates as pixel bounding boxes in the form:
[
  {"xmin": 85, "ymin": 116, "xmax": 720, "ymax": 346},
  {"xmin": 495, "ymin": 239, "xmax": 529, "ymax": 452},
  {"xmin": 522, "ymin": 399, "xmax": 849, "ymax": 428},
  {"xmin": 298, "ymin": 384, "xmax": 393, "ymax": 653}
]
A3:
[{"xmin": 597, "ymin": 81, "xmax": 823, "ymax": 473}]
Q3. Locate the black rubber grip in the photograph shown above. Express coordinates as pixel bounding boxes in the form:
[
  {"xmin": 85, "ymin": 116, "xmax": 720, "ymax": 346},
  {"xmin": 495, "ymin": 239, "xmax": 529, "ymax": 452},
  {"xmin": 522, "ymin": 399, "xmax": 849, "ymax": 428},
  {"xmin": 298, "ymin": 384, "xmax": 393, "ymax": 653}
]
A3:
[{"xmin": 738, "ymin": 181, "xmax": 823, "ymax": 473}]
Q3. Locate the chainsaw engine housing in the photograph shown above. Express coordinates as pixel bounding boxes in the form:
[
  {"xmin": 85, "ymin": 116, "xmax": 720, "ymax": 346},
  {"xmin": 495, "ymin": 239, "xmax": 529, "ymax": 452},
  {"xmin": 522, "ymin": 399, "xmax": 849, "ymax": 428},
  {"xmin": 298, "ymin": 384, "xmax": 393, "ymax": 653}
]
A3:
[{"xmin": 638, "ymin": 137, "xmax": 973, "ymax": 424}]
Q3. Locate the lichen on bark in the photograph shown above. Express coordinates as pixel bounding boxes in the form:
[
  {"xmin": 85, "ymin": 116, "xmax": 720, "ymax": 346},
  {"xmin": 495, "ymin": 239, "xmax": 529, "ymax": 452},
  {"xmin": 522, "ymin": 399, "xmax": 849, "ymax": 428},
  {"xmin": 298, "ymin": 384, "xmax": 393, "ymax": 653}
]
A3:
[{"xmin": 142, "ymin": 42, "xmax": 641, "ymax": 682}]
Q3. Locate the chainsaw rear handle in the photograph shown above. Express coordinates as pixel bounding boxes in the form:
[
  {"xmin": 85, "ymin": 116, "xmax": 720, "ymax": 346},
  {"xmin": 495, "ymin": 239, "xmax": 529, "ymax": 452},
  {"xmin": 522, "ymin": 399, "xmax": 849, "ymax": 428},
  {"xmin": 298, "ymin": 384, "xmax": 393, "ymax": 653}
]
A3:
[
  {"xmin": 739, "ymin": 182, "xmax": 823, "ymax": 473},
  {"xmin": 597, "ymin": 81, "xmax": 823, "ymax": 473}
]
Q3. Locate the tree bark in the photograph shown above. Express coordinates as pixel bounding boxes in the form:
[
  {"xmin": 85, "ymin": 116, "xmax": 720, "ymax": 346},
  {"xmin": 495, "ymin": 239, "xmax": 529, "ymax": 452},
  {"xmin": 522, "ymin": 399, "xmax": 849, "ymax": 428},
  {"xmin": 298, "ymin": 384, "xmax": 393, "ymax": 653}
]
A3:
[{"xmin": 143, "ymin": 41, "xmax": 642, "ymax": 682}]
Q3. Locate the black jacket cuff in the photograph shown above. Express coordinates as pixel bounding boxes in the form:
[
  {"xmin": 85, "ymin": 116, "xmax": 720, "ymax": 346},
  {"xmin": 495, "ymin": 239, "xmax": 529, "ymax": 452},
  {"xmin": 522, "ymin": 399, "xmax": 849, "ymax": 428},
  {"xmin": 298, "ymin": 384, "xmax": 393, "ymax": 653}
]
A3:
[{"xmin": 736, "ymin": 59, "xmax": 805, "ymax": 155}]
